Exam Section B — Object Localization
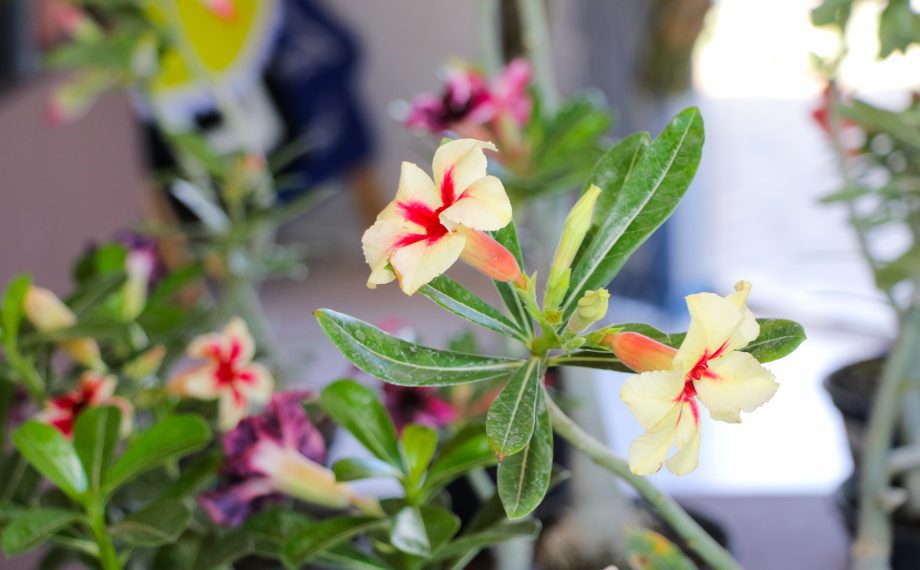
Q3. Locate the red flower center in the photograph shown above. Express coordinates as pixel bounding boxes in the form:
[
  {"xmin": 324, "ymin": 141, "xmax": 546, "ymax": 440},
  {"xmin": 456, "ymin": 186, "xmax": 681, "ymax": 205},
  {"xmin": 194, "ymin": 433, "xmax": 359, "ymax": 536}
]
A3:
[{"xmin": 395, "ymin": 168, "xmax": 460, "ymax": 246}]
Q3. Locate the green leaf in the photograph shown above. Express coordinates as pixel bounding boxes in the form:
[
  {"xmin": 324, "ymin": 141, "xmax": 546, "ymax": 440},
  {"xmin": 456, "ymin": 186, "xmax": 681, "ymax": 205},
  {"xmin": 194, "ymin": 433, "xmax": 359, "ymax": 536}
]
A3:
[
  {"xmin": 73, "ymin": 405, "xmax": 121, "ymax": 492},
  {"xmin": 490, "ymin": 222, "xmax": 534, "ymax": 335},
  {"xmin": 321, "ymin": 380, "xmax": 402, "ymax": 468},
  {"xmin": 281, "ymin": 516, "xmax": 384, "ymax": 567},
  {"xmin": 315, "ymin": 310, "xmax": 524, "ymax": 386},
  {"xmin": 497, "ymin": 391, "xmax": 553, "ymax": 519},
  {"xmin": 424, "ymin": 424, "xmax": 496, "ymax": 494},
  {"xmin": 390, "ymin": 507, "xmax": 430, "ymax": 557},
  {"xmin": 420, "ymin": 276, "xmax": 528, "ymax": 341},
  {"xmin": 486, "ymin": 358, "xmax": 543, "ymax": 458},
  {"xmin": 433, "ymin": 520, "xmax": 541, "ymax": 561},
  {"xmin": 879, "ymin": 0, "xmax": 917, "ymax": 57},
  {"xmin": 589, "ymin": 132, "xmax": 651, "ymax": 231},
  {"xmin": 420, "ymin": 505, "xmax": 461, "ymax": 554},
  {"xmin": 12, "ymin": 422, "xmax": 87, "ymax": 502},
  {"xmin": 158, "ymin": 451, "xmax": 223, "ymax": 500},
  {"xmin": 193, "ymin": 529, "xmax": 253, "ymax": 570},
  {"xmin": 248, "ymin": 510, "xmax": 391, "ymax": 569},
  {"xmin": 103, "ymin": 415, "xmax": 210, "ymax": 496},
  {"xmin": 1, "ymin": 508, "xmax": 80, "ymax": 556},
  {"xmin": 401, "ymin": 425, "xmax": 438, "ymax": 486},
  {"xmin": 554, "ymin": 349, "xmax": 631, "ymax": 372},
  {"xmin": 333, "ymin": 457, "xmax": 403, "ymax": 482},
  {"xmin": 627, "ymin": 529, "xmax": 697, "ymax": 570},
  {"xmin": 1, "ymin": 275, "xmax": 31, "ymax": 344},
  {"xmin": 110, "ymin": 499, "xmax": 191, "ymax": 547},
  {"xmin": 564, "ymin": 108, "xmax": 704, "ymax": 318},
  {"xmin": 742, "ymin": 319, "xmax": 807, "ymax": 363}
]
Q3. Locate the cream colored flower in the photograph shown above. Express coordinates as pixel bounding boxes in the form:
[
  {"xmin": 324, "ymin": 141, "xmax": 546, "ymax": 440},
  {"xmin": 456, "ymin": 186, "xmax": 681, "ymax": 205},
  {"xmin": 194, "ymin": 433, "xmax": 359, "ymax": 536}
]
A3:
[
  {"xmin": 362, "ymin": 139, "xmax": 521, "ymax": 295},
  {"xmin": 616, "ymin": 282, "xmax": 778, "ymax": 475}
]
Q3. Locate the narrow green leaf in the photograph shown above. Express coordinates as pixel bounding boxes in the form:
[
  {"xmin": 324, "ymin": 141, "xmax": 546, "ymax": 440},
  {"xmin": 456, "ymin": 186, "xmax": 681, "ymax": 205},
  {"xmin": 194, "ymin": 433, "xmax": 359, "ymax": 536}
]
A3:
[
  {"xmin": 1, "ymin": 275, "xmax": 31, "ymax": 343},
  {"xmin": 333, "ymin": 457, "xmax": 403, "ymax": 482},
  {"xmin": 420, "ymin": 276, "xmax": 527, "ymax": 341},
  {"xmin": 554, "ymin": 350, "xmax": 631, "ymax": 372},
  {"xmin": 1, "ymin": 508, "xmax": 80, "ymax": 556},
  {"xmin": 110, "ymin": 499, "xmax": 191, "ymax": 547},
  {"xmin": 433, "ymin": 520, "xmax": 542, "ymax": 561},
  {"xmin": 103, "ymin": 415, "xmax": 210, "ymax": 496},
  {"xmin": 486, "ymin": 358, "xmax": 542, "ymax": 457},
  {"xmin": 390, "ymin": 507, "xmax": 430, "ymax": 557},
  {"xmin": 564, "ymin": 108, "xmax": 704, "ymax": 317},
  {"xmin": 321, "ymin": 380, "xmax": 402, "ymax": 468},
  {"xmin": 281, "ymin": 516, "xmax": 384, "ymax": 567},
  {"xmin": 315, "ymin": 310, "xmax": 524, "ymax": 386},
  {"xmin": 73, "ymin": 405, "xmax": 121, "ymax": 492},
  {"xmin": 497, "ymin": 391, "xmax": 553, "ymax": 519},
  {"xmin": 401, "ymin": 425, "xmax": 438, "ymax": 486},
  {"xmin": 12, "ymin": 422, "xmax": 87, "ymax": 502},
  {"xmin": 589, "ymin": 132, "xmax": 651, "ymax": 229},
  {"xmin": 424, "ymin": 424, "xmax": 497, "ymax": 494},
  {"xmin": 491, "ymin": 222, "xmax": 534, "ymax": 335}
]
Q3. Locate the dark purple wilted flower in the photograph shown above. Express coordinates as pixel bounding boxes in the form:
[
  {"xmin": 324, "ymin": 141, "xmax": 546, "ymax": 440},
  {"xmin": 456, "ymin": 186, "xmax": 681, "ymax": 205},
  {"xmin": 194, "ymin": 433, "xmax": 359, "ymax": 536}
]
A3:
[
  {"xmin": 383, "ymin": 383, "xmax": 458, "ymax": 433},
  {"xmin": 199, "ymin": 391, "xmax": 375, "ymax": 527}
]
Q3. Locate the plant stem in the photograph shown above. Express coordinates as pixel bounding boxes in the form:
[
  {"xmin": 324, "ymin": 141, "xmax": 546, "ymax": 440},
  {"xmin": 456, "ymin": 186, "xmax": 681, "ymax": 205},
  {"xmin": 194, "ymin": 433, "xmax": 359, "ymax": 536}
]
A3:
[
  {"xmin": 853, "ymin": 304, "xmax": 920, "ymax": 569},
  {"xmin": 544, "ymin": 393, "xmax": 742, "ymax": 570},
  {"xmin": 516, "ymin": 0, "xmax": 559, "ymax": 112},
  {"xmin": 87, "ymin": 503, "xmax": 120, "ymax": 570}
]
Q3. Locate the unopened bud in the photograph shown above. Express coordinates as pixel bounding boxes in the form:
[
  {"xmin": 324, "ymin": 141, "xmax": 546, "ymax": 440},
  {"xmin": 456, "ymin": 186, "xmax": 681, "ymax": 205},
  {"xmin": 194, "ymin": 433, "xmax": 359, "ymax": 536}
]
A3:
[
  {"xmin": 603, "ymin": 332, "xmax": 676, "ymax": 373},
  {"xmin": 124, "ymin": 345, "xmax": 167, "ymax": 380},
  {"xmin": 24, "ymin": 286, "xmax": 105, "ymax": 371},
  {"xmin": 24, "ymin": 286, "xmax": 76, "ymax": 331},
  {"xmin": 458, "ymin": 228, "xmax": 525, "ymax": 287},
  {"xmin": 566, "ymin": 289, "xmax": 609, "ymax": 333},
  {"xmin": 545, "ymin": 185, "xmax": 601, "ymax": 309},
  {"xmin": 122, "ymin": 250, "xmax": 155, "ymax": 320}
]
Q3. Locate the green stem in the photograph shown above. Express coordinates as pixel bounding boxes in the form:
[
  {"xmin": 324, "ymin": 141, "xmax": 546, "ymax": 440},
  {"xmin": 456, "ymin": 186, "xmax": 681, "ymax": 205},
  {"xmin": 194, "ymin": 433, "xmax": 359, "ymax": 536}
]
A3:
[
  {"xmin": 853, "ymin": 304, "xmax": 920, "ymax": 569},
  {"xmin": 516, "ymin": 0, "xmax": 559, "ymax": 111},
  {"xmin": 87, "ymin": 503, "xmax": 120, "ymax": 570},
  {"xmin": 544, "ymin": 394, "xmax": 742, "ymax": 570}
]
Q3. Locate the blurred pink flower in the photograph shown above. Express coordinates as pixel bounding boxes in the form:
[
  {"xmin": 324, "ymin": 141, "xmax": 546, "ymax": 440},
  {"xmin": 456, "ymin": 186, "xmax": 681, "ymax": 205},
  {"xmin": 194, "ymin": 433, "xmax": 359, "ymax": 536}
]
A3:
[
  {"xmin": 383, "ymin": 383, "xmax": 457, "ymax": 433},
  {"xmin": 37, "ymin": 372, "xmax": 132, "ymax": 438},
  {"xmin": 199, "ymin": 391, "xmax": 370, "ymax": 527}
]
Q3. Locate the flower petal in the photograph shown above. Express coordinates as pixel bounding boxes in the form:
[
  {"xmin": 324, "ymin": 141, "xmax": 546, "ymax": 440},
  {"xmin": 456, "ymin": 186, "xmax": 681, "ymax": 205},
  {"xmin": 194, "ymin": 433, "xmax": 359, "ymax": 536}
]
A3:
[
  {"xmin": 169, "ymin": 364, "xmax": 220, "ymax": 400},
  {"xmin": 389, "ymin": 232, "xmax": 466, "ymax": 295},
  {"xmin": 628, "ymin": 406, "xmax": 681, "ymax": 475},
  {"xmin": 393, "ymin": 161, "xmax": 441, "ymax": 212},
  {"xmin": 694, "ymin": 351, "xmax": 778, "ymax": 423},
  {"xmin": 440, "ymin": 175, "xmax": 511, "ymax": 231},
  {"xmin": 666, "ymin": 406, "xmax": 702, "ymax": 475},
  {"xmin": 620, "ymin": 370, "xmax": 684, "ymax": 430},
  {"xmin": 675, "ymin": 289, "xmax": 759, "ymax": 373},
  {"xmin": 362, "ymin": 218, "xmax": 412, "ymax": 288},
  {"xmin": 237, "ymin": 363, "xmax": 274, "ymax": 406},
  {"xmin": 218, "ymin": 389, "xmax": 249, "ymax": 431},
  {"xmin": 187, "ymin": 332, "xmax": 227, "ymax": 361},
  {"xmin": 199, "ymin": 478, "xmax": 275, "ymax": 528},
  {"xmin": 223, "ymin": 317, "xmax": 255, "ymax": 364},
  {"xmin": 432, "ymin": 139, "xmax": 496, "ymax": 202}
]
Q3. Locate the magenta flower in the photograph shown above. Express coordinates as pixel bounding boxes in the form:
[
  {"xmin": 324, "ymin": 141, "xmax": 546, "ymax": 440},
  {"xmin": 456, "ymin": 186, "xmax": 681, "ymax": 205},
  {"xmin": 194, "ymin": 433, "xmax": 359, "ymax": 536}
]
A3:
[
  {"xmin": 491, "ymin": 58, "xmax": 533, "ymax": 127},
  {"xmin": 383, "ymin": 383, "xmax": 458, "ymax": 433},
  {"xmin": 199, "ymin": 391, "xmax": 372, "ymax": 527},
  {"xmin": 406, "ymin": 66, "xmax": 495, "ymax": 134}
]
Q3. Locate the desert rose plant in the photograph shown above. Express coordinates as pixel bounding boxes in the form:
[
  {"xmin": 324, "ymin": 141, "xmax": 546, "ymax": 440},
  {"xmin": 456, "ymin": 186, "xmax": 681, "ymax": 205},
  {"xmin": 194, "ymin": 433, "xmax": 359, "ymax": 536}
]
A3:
[{"xmin": 318, "ymin": 113, "xmax": 806, "ymax": 569}]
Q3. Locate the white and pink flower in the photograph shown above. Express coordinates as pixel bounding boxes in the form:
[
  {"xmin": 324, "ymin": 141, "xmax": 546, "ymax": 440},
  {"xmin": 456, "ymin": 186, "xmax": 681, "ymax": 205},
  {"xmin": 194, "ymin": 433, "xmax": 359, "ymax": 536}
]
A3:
[
  {"xmin": 168, "ymin": 318, "xmax": 273, "ymax": 431},
  {"xmin": 37, "ymin": 372, "xmax": 132, "ymax": 438},
  {"xmin": 609, "ymin": 282, "xmax": 778, "ymax": 476},
  {"xmin": 362, "ymin": 138, "xmax": 523, "ymax": 295}
]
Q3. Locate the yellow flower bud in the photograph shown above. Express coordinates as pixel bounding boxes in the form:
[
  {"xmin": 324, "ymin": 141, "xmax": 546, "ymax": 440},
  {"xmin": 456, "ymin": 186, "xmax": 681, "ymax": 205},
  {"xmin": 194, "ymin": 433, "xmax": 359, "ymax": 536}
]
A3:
[
  {"xmin": 567, "ymin": 288, "xmax": 610, "ymax": 333},
  {"xmin": 545, "ymin": 185, "xmax": 601, "ymax": 309},
  {"xmin": 24, "ymin": 286, "xmax": 104, "ymax": 371}
]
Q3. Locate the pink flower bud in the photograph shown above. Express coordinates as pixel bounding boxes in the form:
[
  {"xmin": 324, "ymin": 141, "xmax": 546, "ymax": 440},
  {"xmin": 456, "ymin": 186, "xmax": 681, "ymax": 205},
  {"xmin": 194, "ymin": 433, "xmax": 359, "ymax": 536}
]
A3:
[
  {"xmin": 604, "ymin": 332, "xmax": 677, "ymax": 373},
  {"xmin": 458, "ymin": 228, "xmax": 524, "ymax": 286}
]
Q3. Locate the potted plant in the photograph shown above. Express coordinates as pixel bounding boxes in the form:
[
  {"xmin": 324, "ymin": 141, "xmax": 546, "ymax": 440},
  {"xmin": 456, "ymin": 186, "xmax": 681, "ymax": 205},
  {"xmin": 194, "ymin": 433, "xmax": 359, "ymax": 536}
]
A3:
[{"xmin": 811, "ymin": 0, "xmax": 920, "ymax": 567}]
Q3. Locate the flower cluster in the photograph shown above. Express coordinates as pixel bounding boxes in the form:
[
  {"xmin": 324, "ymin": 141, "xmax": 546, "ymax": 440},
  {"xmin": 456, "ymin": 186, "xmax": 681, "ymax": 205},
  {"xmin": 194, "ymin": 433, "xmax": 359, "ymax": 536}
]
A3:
[{"xmin": 37, "ymin": 372, "xmax": 133, "ymax": 438}]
